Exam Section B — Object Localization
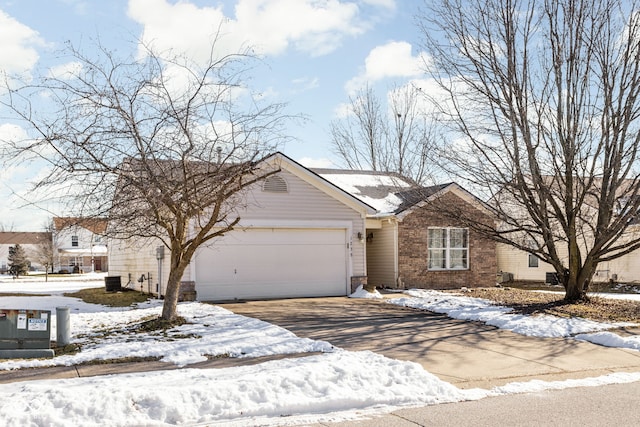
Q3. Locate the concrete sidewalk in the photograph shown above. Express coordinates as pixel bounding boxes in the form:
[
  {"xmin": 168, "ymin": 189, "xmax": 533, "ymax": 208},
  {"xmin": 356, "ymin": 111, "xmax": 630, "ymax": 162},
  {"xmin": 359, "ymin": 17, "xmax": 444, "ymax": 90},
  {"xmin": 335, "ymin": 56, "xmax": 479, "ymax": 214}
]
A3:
[
  {"xmin": 0, "ymin": 352, "xmax": 320, "ymax": 384},
  {"xmin": 222, "ymin": 297, "xmax": 640, "ymax": 389}
]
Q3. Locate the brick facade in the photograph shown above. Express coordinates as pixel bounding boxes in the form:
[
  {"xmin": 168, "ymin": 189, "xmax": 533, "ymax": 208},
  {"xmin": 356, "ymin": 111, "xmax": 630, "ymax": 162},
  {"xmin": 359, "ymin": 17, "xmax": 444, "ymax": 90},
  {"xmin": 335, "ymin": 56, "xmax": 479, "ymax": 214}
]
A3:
[{"xmin": 397, "ymin": 192, "xmax": 496, "ymax": 289}]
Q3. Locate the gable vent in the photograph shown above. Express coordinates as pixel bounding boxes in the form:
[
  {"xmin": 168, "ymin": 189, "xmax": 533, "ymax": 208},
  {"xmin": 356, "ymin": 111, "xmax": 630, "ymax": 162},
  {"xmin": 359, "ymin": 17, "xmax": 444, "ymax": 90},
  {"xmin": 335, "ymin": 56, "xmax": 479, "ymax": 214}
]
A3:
[{"xmin": 262, "ymin": 175, "xmax": 289, "ymax": 193}]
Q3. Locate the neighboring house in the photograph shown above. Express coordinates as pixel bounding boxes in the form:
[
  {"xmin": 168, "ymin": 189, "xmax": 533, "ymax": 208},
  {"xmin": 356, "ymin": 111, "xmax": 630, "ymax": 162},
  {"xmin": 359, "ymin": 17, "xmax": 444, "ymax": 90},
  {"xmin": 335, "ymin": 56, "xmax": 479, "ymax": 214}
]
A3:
[
  {"xmin": 316, "ymin": 170, "xmax": 497, "ymax": 290},
  {"xmin": 497, "ymin": 242, "xmax": 640, "ymax": 284},
  {"xmin": 495, "ymin": 178, "xmax": 640, "ymax": 285},
  {"xmin": 108, "ymin": 152, "xmax": 376, "ymax": 301},
  {"xmin": 0, "ymin": 232, "xmax": 52, "ymax": 273},
  {"xmin": 53, "ymin": 217, "xmax": 109, "ymax": 273}
]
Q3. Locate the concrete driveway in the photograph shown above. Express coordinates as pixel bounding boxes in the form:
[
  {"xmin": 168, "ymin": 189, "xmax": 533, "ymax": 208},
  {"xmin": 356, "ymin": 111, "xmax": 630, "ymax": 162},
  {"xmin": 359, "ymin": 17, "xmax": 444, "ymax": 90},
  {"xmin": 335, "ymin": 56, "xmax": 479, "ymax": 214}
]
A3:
[{"xmin": 222, "ymin": 297, "xmax": 640, "ymax": 389}]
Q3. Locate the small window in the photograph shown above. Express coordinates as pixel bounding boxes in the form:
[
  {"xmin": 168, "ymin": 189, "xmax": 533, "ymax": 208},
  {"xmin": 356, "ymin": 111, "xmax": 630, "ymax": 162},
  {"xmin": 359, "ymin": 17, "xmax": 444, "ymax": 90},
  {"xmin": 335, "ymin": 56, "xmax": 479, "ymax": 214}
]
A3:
[
  {"xmin": 71, "ymin": 236, "xmax": 79, "ymax": 247},
  {"xmin": 262, "ymin": 175, "xmax": 288, "ymax": 193},
  {"xmin": 528, "ymin": 254, "xmax": 539, "ymax": 268},
  {"xmin": 428, "ymin": 227, "xmax": 469, "ymax": 270}
]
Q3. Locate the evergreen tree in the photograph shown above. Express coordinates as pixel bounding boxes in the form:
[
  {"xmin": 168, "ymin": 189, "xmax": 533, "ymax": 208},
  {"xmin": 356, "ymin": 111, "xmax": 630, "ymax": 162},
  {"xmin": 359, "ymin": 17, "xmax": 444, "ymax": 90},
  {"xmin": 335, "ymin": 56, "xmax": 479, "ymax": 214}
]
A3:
[{"xmin": 8, "ymin": 244, "xmax": 29, "ymax": 277}]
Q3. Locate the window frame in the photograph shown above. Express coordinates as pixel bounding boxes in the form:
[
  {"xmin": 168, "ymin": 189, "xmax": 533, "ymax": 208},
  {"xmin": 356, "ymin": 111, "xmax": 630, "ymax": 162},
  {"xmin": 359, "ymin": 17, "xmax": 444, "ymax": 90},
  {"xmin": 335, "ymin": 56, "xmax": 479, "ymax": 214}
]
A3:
[{"xmin": 427, "ymin": 227, "xmax": 469, "ymax": 271}]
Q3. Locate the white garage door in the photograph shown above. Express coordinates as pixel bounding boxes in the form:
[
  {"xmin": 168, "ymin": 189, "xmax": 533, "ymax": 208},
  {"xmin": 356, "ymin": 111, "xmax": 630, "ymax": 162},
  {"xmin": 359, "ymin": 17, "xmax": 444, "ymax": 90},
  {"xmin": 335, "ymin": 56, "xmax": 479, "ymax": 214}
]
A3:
[{"xmin": 195, "ymin": 228, "xmax": 348, "ymax": 301}]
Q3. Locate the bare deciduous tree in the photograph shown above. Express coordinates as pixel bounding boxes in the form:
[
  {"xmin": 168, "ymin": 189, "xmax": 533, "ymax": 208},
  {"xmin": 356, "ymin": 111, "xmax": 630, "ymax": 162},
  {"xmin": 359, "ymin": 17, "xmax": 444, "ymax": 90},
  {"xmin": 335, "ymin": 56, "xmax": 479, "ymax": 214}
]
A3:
[
  {"xmin": 330, "ymin": 84, "xmax": 436, "ymax": 184},
  {"xmin": 1, "ymin": 39, "xmax": 291, "ymax": 320},
  {"xmin": 419, "ymin": 0, "xmax": 640, "ymax": 301},
  {"xmin": 33, "ymin": 220, "xmax": 55, "ymax": 280}
]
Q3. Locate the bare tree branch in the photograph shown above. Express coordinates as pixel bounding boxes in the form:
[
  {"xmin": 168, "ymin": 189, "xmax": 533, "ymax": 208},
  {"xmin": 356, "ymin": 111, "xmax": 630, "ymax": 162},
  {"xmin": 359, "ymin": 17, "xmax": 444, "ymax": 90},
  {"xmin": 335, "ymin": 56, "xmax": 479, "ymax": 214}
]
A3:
[
  {"xmin": 330, "ymin": 83, "xmax": 437, "ymax": 184},
  {"xmin": 420, "ymin": 0, "xmax": 640, "ymax": 301},
  {"xmin": 1, "ymin": 38, "xmax": 293, "ymax": 319}
]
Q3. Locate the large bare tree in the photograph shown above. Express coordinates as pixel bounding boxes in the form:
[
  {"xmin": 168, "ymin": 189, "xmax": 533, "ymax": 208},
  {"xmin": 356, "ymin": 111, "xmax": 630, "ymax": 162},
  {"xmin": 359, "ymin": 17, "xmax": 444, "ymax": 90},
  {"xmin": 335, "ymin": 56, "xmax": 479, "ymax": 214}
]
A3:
[
  {"xmin": 1, "ymin": 40, "xmax": 291, "ymax": 320},
  {"xmin": 420, "ymin": 0, "xmax": 640, "ymax": 301},
  {"xmin": 330, "ymin": 83, "xmax": 435, "ymax": 184}
]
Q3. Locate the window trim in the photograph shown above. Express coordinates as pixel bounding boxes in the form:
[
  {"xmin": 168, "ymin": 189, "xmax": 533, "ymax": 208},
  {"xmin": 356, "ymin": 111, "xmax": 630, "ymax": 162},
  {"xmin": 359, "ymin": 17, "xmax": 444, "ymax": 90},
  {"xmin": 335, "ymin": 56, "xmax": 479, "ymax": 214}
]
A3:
[{"xmin": 427, "ymin": 227, "xmax": 469, "ymax": 271}]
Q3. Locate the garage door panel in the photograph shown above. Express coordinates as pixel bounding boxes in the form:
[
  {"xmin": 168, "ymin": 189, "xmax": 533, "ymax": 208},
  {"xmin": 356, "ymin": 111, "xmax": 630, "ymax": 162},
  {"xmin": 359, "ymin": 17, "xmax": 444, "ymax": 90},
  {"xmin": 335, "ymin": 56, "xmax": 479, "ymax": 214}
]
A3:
[
  {"xmin": 211, "ymin": 229, "xmax": 344, "ymax": 245},
  {"xmin": 195, "ymin": 228, "xmax": 348, "ymax": 301}
]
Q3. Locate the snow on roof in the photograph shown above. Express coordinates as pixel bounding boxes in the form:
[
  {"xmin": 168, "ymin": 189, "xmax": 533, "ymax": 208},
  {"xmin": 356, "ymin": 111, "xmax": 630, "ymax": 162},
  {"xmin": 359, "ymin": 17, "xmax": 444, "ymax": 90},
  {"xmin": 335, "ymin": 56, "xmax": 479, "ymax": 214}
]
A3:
[{"xmin": 314, "ymin": 169, "xmax": 416, "ymax": 214}]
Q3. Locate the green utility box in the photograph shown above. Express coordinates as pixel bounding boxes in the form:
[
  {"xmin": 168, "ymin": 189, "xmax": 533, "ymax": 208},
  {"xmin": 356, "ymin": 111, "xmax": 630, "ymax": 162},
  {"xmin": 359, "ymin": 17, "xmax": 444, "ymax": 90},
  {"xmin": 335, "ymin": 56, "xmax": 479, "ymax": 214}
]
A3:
[{"xmin": 0, "ymin": 309, "xmax": 53, "ymax": 358}]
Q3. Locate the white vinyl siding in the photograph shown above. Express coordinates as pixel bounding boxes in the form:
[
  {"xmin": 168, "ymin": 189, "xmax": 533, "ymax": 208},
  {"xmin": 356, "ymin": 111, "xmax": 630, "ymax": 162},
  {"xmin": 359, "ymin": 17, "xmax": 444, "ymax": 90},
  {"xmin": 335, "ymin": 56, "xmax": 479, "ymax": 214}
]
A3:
[
  {"xmin": 428, "ymin": 227, "xmax": 468, "ymax": 270},
  {"xmin": 109, "ymin": 166, "xmax": 368, "ymax": 297},
  {"xmin": 497, "ymin": 243, "xmax": 559, "ymax": 281},
  {"xmin": 108, "ymin": 236, "xmax": 169, "ymax": 293},
  {"xmin": 240, "ymin": 170, "xmax": 366, "ymax": 277},
  {"xmin": 499, "ymin": 241, "xmax": 640, "ymax": 284}
]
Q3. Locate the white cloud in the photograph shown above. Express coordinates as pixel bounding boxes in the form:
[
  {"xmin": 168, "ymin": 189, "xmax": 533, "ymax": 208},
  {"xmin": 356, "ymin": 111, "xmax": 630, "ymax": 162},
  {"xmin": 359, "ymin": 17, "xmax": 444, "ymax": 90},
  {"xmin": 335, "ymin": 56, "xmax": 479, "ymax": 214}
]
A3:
[
  {"xmin": 127, "ymin": 0, "xmax": 391, "ymax": 62},
  {"xmin": 291, "ymin": 76, "xmax": 319, "ymax": 93},
  {"xmin": 233, "ymin": 0, "xmax": 366, "ymax": 57},
  {"xmin": 332, "ymin": 101, "xmax": 353, "ymax": 119},
  {"xmin": 0, "ymin": 123, "xmax": 28, "ymax": 145},
  {"xmin": 60, "ymin": 0, "xmax": 90, "ymax": 15},
  {"xmin": 127, "ymin": 0, "xmax": 231, "ymax": 64},
  {"xmin": 297, "ymin": 156, "xmax": 335, "ymax": 168},
  {"xmin": 0, "ymin": 10, "xmax": 45, "ymax": 76},
  {"xmin": 362, "ymin": 0, "xmax": 396, "ymax": 8},
  {"xmin": 255, "ymin": 86, "xmax": 279, "ymax": 100},
  {"xmin": 346, "ymin": 41, "xmax": 429, "ymax": 93},
  {"xmin": 47, "ymin": 61, "xmax": 83, "ymax": 80}
]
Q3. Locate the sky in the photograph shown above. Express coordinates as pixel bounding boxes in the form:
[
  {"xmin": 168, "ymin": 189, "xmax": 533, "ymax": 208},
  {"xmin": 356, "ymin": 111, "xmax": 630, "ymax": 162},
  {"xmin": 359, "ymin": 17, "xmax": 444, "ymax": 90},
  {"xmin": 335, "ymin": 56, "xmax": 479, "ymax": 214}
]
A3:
[
  {"xmin": 0, "ymin": 0, "xmax": 429, "ymax": 231},
  {"xmin": 0, "ymin": 275, "xmax": 639, "ymax": 425}
]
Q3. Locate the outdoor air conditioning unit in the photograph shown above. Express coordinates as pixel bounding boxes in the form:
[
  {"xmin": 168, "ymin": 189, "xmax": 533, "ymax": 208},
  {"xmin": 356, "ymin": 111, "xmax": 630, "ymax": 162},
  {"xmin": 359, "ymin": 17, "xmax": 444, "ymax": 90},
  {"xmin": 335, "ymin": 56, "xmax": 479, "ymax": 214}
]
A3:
[
  {"xmin": 545, "ymin": 272, "xmax": 559, "ymax": 286},
  {"xmin": 496, "ymin": 272, "xmax": 513, "ymax": 283}
]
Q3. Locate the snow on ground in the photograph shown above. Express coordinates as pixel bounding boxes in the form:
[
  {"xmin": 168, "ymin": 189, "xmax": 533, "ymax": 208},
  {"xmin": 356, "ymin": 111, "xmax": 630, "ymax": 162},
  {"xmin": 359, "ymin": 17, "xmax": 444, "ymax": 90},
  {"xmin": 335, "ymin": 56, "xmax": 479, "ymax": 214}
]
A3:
[
  {"xmin": 1, "ymin": 276, "xmax": 640, "ymax": 425},
  {"xmin": 0, "ymin": 302, "xmax": 334, "ymax": 370},
  {"xmin": 588, "ymin": 292, "xmax": 640, "ymax": 301},
  {"xmin": 348, "ymin": 285, "xmax": 383, "ymax": 299},
  {"xmin": 0, "ymin": 351, "xmax": 470, "ymax": 426},
  {"xmin": 535, "ymin": 288, "xmax": 640, "ymax": 302},
  {"xmin": 388, "ymin": 289, "xmax": 639, "ymax": 350},
  {"xmin": 0, "ymin": 272, "xmax": 108, "ymax": 293}
]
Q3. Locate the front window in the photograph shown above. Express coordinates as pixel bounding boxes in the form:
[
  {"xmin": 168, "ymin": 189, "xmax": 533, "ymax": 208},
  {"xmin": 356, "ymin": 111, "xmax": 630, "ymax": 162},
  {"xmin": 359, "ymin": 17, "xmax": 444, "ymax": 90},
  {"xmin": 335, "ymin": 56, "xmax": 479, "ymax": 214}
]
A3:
[
  {"xmin": 428, "ymin": 228, "xmax": 469, "ymax": 270},
  {"xmin": 528, "ymin": 254, "xmax": 539, "ymax": 268},
  {"xmin": 71, "ymin": 236, "xmax": 79, "ymax": 247}
]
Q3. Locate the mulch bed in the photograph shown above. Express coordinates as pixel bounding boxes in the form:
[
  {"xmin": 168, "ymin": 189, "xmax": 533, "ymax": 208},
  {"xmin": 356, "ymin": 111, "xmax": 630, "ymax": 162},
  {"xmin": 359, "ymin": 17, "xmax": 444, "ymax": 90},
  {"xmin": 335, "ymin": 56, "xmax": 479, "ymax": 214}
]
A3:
[{"xmin": 458, "ymin": 287, "xmax": 640, "ymax": 323}]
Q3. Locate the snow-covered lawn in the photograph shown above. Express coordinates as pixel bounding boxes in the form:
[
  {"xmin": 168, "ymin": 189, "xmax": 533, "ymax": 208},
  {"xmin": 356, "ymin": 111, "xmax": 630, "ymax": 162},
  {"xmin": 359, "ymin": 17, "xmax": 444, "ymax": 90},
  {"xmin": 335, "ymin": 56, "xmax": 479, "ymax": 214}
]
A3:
[
  {"xmin": 389, "ymin": 289, "xmax": 640, "ymax": 350},
  {"xmin": 0, "ymin": 276, "xmax": 639, "ymax": 426}
]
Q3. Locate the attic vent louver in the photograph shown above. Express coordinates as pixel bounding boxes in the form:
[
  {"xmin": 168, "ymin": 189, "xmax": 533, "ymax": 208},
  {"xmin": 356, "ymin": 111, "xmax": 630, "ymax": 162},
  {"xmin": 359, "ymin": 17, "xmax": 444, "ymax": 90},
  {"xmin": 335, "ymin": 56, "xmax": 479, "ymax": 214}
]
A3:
[{"xmin": 262, "ymin": 175, "xmax": 288, "ymax": 193}]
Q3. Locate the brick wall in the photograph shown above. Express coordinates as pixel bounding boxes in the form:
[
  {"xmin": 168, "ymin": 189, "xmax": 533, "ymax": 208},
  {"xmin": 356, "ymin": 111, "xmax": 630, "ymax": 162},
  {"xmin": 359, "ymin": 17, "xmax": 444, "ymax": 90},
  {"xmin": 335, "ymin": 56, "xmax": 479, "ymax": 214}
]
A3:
[{"xmin": 397, "ymin": 192, "xmax": 496, "ymax": 289}]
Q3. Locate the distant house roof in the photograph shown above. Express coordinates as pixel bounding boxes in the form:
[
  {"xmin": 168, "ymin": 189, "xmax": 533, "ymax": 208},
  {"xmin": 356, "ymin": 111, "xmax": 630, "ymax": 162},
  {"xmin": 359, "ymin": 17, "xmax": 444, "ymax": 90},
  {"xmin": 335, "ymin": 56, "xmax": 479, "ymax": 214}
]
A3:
[
  {"xmin": 0, "ymin": 232, "xmax": 51, "ymax": 245},
  {"xmin": 393, "ymin": 184, "xmax": 455, "ymax": 213},
  {"xmin": 313, "ymin": 169, "xmax": 456, "ymax": 215},
  {"xmin": 53, "ymin": 217, "xmax": 108, "ymax": 235}
]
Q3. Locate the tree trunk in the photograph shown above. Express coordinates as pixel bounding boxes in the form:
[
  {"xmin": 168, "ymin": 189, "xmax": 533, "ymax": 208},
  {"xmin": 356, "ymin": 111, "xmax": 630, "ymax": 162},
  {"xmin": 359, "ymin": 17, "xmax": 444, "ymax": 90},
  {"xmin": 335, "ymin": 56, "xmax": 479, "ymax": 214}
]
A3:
[
  {"xmin": 564, "ymin": 276, "xmax": 585, "ymax": 302},
  {"xmin": 563, "ymin": 264, "xmax": 595, "ymax": 302},
  {"xmin": 160, "ymin": 259, "xmax": 187, "ymax": 321}
]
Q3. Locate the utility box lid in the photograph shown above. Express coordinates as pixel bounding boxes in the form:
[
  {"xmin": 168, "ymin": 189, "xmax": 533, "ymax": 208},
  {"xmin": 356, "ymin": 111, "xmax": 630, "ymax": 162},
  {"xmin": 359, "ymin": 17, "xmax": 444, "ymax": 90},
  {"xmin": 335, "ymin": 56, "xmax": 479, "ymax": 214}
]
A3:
[{"xmin": 0, "ymin": 309, "xmax": 51, "ymax": 350}]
